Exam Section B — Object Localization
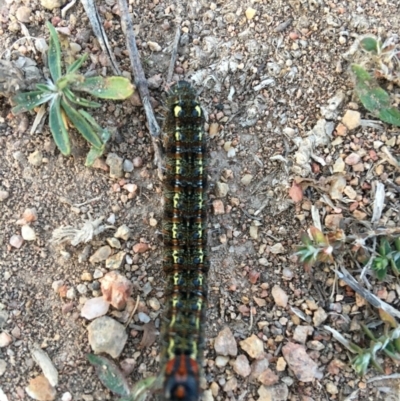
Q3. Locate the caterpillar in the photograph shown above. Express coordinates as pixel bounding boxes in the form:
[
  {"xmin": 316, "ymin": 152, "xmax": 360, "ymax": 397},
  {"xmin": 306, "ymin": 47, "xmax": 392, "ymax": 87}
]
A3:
[{"xmin": 161, "ymin": 81, "xmax": 208, "ymax": 401}]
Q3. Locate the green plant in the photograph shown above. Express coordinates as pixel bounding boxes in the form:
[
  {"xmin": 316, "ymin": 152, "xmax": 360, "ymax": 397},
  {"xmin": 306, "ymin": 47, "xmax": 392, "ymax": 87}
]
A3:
[
  {"xmin": 87, "ymin": 354, "xmax": 157, "ymax": 401},
  {"xmin": 371, "ymin": 237, "xmax": 400, "ymax": 280},
  {"xmin": 325, "ymin": 309, "xmax": 400, "ymax": 375},
  {"xmin": 12, "ymin": 22, "xmax": 134, "ymax": 166}
]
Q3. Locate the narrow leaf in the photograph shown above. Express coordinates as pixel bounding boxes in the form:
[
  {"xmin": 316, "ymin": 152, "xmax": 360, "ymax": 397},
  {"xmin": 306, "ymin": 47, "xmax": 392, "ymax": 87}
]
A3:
[
  {"xmin": 46, "ymin": 21, "xmax": 62, "ymax": 81},
  {"xmin": 78, "ymin": 109, "xmax": 110, "ymax": 143},
  {"xmin": 378, "ymin": 308, "xmax": 398, "ymax": 329},
  {"xmin": 60, "ymin": 98, "xmax": 103, "ymax": 149},
  {"xmin": 63, "ymin": 87, "xmax": 101, "ymax": 108},
  {"xmin": 85, "ymin": 146, "xmax": 105, "ymax": 167},
  {"xmin": 378, "ymin": 107, "xmax": 400, "ymax": 127},
  {"xmin": 12, "ymin": 91, "xmax": 53, "ymax": 114},
  {"xmin": 73, "ymin": 76, "xmax": 134, "ymax": 99},
  {"xmin": 129, "ymin": 377, "xmax": 158, "ymax": 401},
  {"xmin": 67, "ymin": 53, "xmax": 88, "ymax": 74},
  {"xmin": 49, "ymin": 97, "xmax": 70, "ymax": 155},
  {"xmin": 360, "ymin": 37, "xmax": 379, "ymax": 52},
  {"xmin": 87, "ymin": 354, "xmax": 130, "ymax": 397}
]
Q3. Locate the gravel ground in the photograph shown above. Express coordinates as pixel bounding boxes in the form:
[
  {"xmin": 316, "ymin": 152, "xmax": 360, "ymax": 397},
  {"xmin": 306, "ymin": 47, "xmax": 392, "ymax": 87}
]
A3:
[{"xmin": 1, "ymin": 0, "xmax": 400, "ymax": 400}]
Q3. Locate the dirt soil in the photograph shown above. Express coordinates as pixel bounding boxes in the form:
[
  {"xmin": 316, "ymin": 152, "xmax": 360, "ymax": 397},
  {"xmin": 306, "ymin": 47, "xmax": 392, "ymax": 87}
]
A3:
[{"xmin": 1, "ymin": 0, "xmax": 400, "ymax": 400}]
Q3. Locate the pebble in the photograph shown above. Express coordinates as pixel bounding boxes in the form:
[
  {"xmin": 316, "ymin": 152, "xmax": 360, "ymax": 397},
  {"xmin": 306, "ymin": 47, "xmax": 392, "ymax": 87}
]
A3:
[
  {"xmin": 149, "ymin": 218, "xmax": 157, "ymax": 227},
  {"xmin": 344, "ymin": 152, "xmax": 360, "ymax": 166},
  {"xmin": 106, "ymin": 153, "xmax": 124, "ymax": 178},
  {"xmin": 282, "ymin": 342, "xmax": 318, "ymax": 382},
  {"xmin": 326, "ymin": 381, "xmax": 339, "ymax": 395},
  {"xmin": 138, "ymin": 312, "xmax": 151, "ymax": 323},
  {"xmin": 307, "ymin": 340, "xmax": 324, "ymax": 351},
  {"xmin": 78, "ymin": 245, "xmax": 91, "ymax": 263},
  {"xmin": 66, "ymin": 288, "xmax": 76, "ymax": 300},
  {"xmin": 342, "ymin": 110, "xmax": 361, "ymax": 130},
  {"xmin": 245, "ymin": 7, "xmax": 256, "ymax": 20},
  {"xmin": 233, "ymin": 355, "xmax": 251, "ymax": 377},
  {"xmin": 107, "ymin": 214, "xmax": 116, "ymax": 224},
  {"xmin": 76, "ymin": 284, "xmax": 87, "ymax": 294},
  {"xmin": 123, "ymin": 160, "xmax": 134, "ymax": 172},
  {"xmin": 148, "ymin": 297, "xmax": 161, "ymax": 311},
  {"xmin": 215, "ymin": 356, "xmax": 229, "ymax": 368},
  {"xmin": 0, "ymin": 359, "xmax": 6, "ymax": 376},
  {"xmin": 120, "ymin": 358, "xmax": 136, "ymax": 376},
  {"xmin": 25, "ymin": 375, "xmax": 56, "ymax": 401},
  {"xmin": 271, "ymin": 285, "xmax": 288, "ymax": 308},
  {"xmin": 333, "ymin": 157, "xmax": 345, "ymax": 173},
  {"xmin": 9, "ymin": 234, "xmax": 23, "ymax": 248},
  {"xmin": 0, "ymin": 191, "xmax": 9, "ymax": 201},
  {"xmin": 325, "ymin": 213, "xmax": 343, "ymax": 229},
  {"xmin": 107, "ymin": 237, "xmax": 121, "ymax": 249},
  {"xmin": 223, "ymin": 377, "xmax": 237, "ymax": 392},
  {"xmin": 250, "ymin": 358, "xmax": 270, "ymax": 381},
  {"xmin": 215, "ymin": 182, "xmax": 229, "ymax": 197},
  {"xmin": 0, "ymin": 332, "xmax": 12, "ymax": 347},
  {"xmin": 81, "ymin": 297, "xmax": 110, "ymax": 320},
  {"xmin": 133, "ymin": 156, "xmax": 143, "ymax": 168},
  {"xmin": 123, "ymin": 183, "xmax": 138, "ymax": 194},
  {"xmin": 106, "ymin": 251, "xmax": 126, "ymax": 270},
  {"xmin": 16, "ymin": 6, "xmax": 31, "ymax": 22},
  {"xmin": 209, "ymin": 122, "xmax": 219, "ymax": 137},
  {"xmin": 344, "ymin": 186, "xmax": 357, "ymax": 200},
  {"xmin": 89, "ymin": 246, "xmax": 112, "ymax": 263},
  {"xmin": 28, "ymin": 150, "xmax": 43, "ymax": 167},
  {"xmin": 132, "ymin": 243, "xmax": 149, "ymax": 253},
  {"xmin": 270, "ymin": 243, "xmax": 284, "ymax": 254},
  {"xmin": 101, "ymin": 271, "xmax": 133, "ymax": 310},
  {"xmin": 249, "ymin": 225, "xmax": 258, "ymax": 240},
  {"xmin": 93, "ymin": 269, "xmax": 104, "ymax": 279},
  {"xmin": 88, "ymin": 316, "xmax": 128, "ymax": 358},
  {"xmin": 212, "ymin": 199, "xmax": 225, "ymax": 215},
  {"xmin": 329, "ymin": 174, "xmax": 346, "ymax": 199},
  {"xmin": 69, "ymin": 43, "xmax": 81, "ymax": 54},
  {"xmin": 40, "ymin": 0, "xmax": 65, "ymax": 10},
  {"xmin": 81, "ymin": 272, "xmax": 93, "ymax": 281},
  {"xmin": 239, "ymin": 334, "xmax": 264, "ymax": 359},
  {"xmin": 147, "ymin": 41, "xmax": 162, "ymax": 52},
  {"xmin": 257, "ymin": 383, "xmax": 289, "ymax": 401},
  {"xmin": 52, "ymin": 280, "xmax": 64, "ymax": 293},
  {"xmin": 61, "ymin": 393, "xmax": 72, "ymax": 401},
  {"xmin": 31, "ymin": 347, "xmax": 59, "ymax": 386},
  {"xmin": 214, "ymin": 327, "xmax": 237, "ymax": 357},
  {"xmin": 293, "ymin": 325, "xmax": 313, "ymax": 344},
  {"xmin": 335, "ymin": 123, "xmax": 348, "ymax": 136},
  {"xmin": 313, "ymin": 307, "xmax": 328, "ymax": 326},
  {"xmin": 114, "ymin": 224, "xmax": 131, "ymax": 240},
  {"xmin": 241, "ymin": 174, "xmax": 253, "ymax": 186},
  {"xmin": 258, "ymin": 368, "xmax": 279, "ymax": 386},
  {"xmin": 353, "ymin": 210, "xmax": 367, "ymax": 220},
  {"xmin": 21, "ymin": 225, "xmax": 36, "ymax": 241},
  {"xmin": 276, "ymin": 357, "xmax": 287, "ymax": 372}
]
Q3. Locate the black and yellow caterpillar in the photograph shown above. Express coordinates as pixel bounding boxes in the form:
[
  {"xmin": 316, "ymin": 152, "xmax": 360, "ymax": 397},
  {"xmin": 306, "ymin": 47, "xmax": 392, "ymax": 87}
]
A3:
[{"xmin": 161, "ymin": 81, "xmax": 208, "ymax": 401}]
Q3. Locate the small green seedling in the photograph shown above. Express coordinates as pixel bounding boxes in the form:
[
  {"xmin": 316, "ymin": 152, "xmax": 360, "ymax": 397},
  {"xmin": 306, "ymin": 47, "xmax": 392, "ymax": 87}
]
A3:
[
  {"xmin": 371, "ymin": 237, "xmax": 400, "ymax": 280},
  {"xmin": 325, "ymin": 309, "xmax": 400, "ymax": 375},
  {"xmin": 12, "ymin": 22, "xmax": 134, "ymax": 166},
  {"xmin": 87, "ymin": 354, "xmax": 158, "ymax": 401}
]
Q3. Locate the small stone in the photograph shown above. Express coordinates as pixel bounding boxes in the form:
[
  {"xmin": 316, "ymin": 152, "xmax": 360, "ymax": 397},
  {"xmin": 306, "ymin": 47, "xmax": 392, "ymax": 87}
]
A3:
[
  {"xmin": 249, "ymin": 225, "xmax": 258, "ymax": 240},
  {"xmin": 0, "ymin": 191, "xmax": 9, "ymax": 201},
  {"xmin": 9, "ymin": 234, "xmax": 23, "ymax": 248},
  {"xmin": 313, "ymin": 307, "xmax": 328, "ymax": 326},
  {"xmin": 81, "ymin": 297, "xmax": 110, "ymax": 320},
  {"xmin": 93, "ymin": 269, "xmax": 104, "ymax": 279},
  {"xmin": 61, "ymin": 392, "xmax": 72, "ymax": 401},
  {"xmin": 329, "ymin": 174, "xmax": 346, "ymax": 200},
  {"xmin": 257, "ymin": 383, "xmax": 289, "ymax": 401},
  {"xmin": 245, "ymin": 7, "xmax": 256, "ymax": 20},
  {"xmin": 123, "ymin": 183, "xmax": 138, "ymax": 194},
  {"xmin": 209, "ymin": 122, "xmax": 219, "ymax": 137},
  {"xmin": 114, "ymin": 224, "xmax": 131, "ymax": 240},
  {"xmin": 353, "ymin": 210, "xmax": 367, "ymax": 220},
  {"xmin": 276, "ymin": 357, "xmax": 286, "ymax": 372},
  {"xmin": 21, "ymin": 225, "xmax": 36, "ymax": 241},
  {"xmin": 344, "ymin": 186, "xmax": 357, "ymax": 200},
  {"xmin": 147, "ymin": 41, "xmax": 162, "ymax": 52},
  {"xmin": 325, "ymin": 214, "xmax": 343, "ymax": 229},
  {"xmin": 66, "ymin": 287, "xmax": 76, "ymax": 300},
  {"xmin": 344, "ymin": 152, "xmax": 360, "ymax": 166},
  {"xmin": 335, "ymin": 123, "xmax": 348, "ymax": 136},
  {"xmin": 282, "ymin": 342, "xmax": 318, "ymax": 382},
  {"xmin": 148, "ymin": 297, "xmax": 161, "ymax": 311},
  {"xmin": 258, "ymin": 368, "xmax": 279, "ymax": 386},
  {"xmin": 241, "ymin": 174, "xmax": 253, "ymax": 186},
  {"xmin": 233, "ymin": 355, "xmax": 251, "ymax": 377},
  {"xmin": 89, "ymin": 246, "xmax": 112, "ymax": 263},
  {"xmin": 106, "ymin": 153, "xmax": 124, "ymax": 178},
  {"xmin": 332, "ymin": 157, "xmax": 345, "ymax": 173},
  {"xmin": 212, "ymin": 199, "xmax": 225, "ymax": 215},
  {"xmin": 70, "ymin": 43, "xmax": 81, "ymax": 54},
  {"xmin": 26, "ymin": 375, "xmax": 56, "ymax": 401},
  {"xmin": 270, "ymin": 243, "xmax": 284, "ymax": 254},
  {"xmin": 106, "ymin": 237, "xmax": 121, "ymax": 249},
  {"xmin": 40, "ymin": 0, "xmax": 65, "ymax": 10},
  {"xmin": 223, "ymin": 377, "xmax": 237, "ymax": 393},
  {"xmin": 16, "ymin": 6, "xmax": 31, "ymax": 22},
  {"xmin": 149, "ymin": 218, "xmax": 157, "ymax": 227},
  {"xmin": 123, "ymin": 159, "xmax": 134, "ymax": 172},
  {"xmin": 0, "ymin": 359, "xmax": 7, "ymax": 376},
  {"xmin": 120, "ymin": 358, "xmax": 136, "ymax": 376},
  {"xmin": 214, "ymin": 327, "xmax": 237, "ymax": 357},
  {"xmin": 342, "ymin": 110, "xmax": 361, "ymax": 130},
  {"xmin": 81, "ymin": 272, "xmax": 93, "ymax": 281},
  {"xmin": 101, "ymin": 271, "xmax": 133, "ymax": 310},
  {"xmin": 271, "ymin": 285, "xmax": 288, "ymax": 308},
  {"xmin": 88, "ymin": 316, "xmax": 128, "ymax": 358},
  {"xmin": 132, "ymin": 243, "xmax": 149, "ymax": 253},
  {"xmin": 138, "ymin": 312, "xmax": 150, "ymax": 323},
  {"xmin": 31, "ymin": 347, "xmax": 59, "ymax": 386},
  {"xmin": 352, "ymin": 162, "xmax": 364, "ymax": 172},
  {"xmin": 52, "ymin": 280, "xmax": 64, "ymax": 293},
  {"xmin": 293, "ymin": 325, "xmax": 313, "ymax": 344},
  {"xmin": 215, "ymin": 182, "xmax": 229, "ymax": 197},
  {"xmin": 133, "ymin": 156, "xmax": 143, "ymax": 168},
  {"xmin": 240, "ymin": 334, "xmax": 264, "ymax": 359},
  {"xmin": 28, "ymin": 150, "xmax": 43, "ymax": 167},
  {"xmin": 21, "ymin": 208, "xmax": 38, "ymax": 223},
  {"xmin": 76, "ymin": 284, "xmax": 87, "ymax": 294},
  {"xmin": 215, "ymin": 356, "xmax": 229, "ymax": 368},
  {"xmin": 106, "ymin": 251, "xmax": 126, "ymax": 270},
  {"xmin": 307, "ymin": 340, "xmax": 324, "ymax": 351},
  {"xmin": 326, "ymin": 381, "xmax": 339, "ymax": 395},
  {"xmin": 0, "ymin": 332, "xmax": 12, "ymax": 347}
]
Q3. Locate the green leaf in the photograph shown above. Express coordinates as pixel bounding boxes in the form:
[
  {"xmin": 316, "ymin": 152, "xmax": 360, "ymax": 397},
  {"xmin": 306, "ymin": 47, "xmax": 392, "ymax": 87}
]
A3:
[
  {"xmin": 129, "ymin": 377, "xmax": 158, "ymax": 401},
  {"xmin": 87, "ymin": 354, "xmax": 130, "ymax": 397},
  {"xmin": 352, "ymin": 353, "xmax": 371, "ymax": 375},
  {"xmin": 49, "ymin": 97, "xmax": 70, "ymax": 156},
  {"xmin": 360, "ymin": 37, "xmax": 379, "ymax": 53},
  {"xmin": 379, "ymin": 238, "xmax": 391, "ymax": 257},
  {"xmin": 60, "ymin": 98, "xmax": 103, "ymax": 149},
  {"xmin": 66, "ymin": 53, "xmax": 88, "ymax": 74},
  {"xmin": 36, "ymin": 83, "xmax": 54, "ymax": 93},
  {"xmin": 78, "ymin": 109, "xmax": 111, "ymax": 143},
  {"xmin": 73, "ymin": 76, "xmax": 135, "ymax": 99},
  {"xmin": 56, "ymin": 74, "xmax": 84, "ymax": 90},
  {"xmin": 85, "ymin": 146, "xmax": 105, "ymax": 167},
  {"xmin": 46, "ymin": 21, "xmax": 62, "ymax": 81},
  {"xmin": 12, "ymin": 90, "xmax": 54, "ymax": 114},
  {"xmin": 378, "ymin": 107, "xmax": 400, "ymax": 127},
  {"xmin": 394, "ymin": 237, "xmax": 400, "ymax": 252},
  {"xmin": 63, "ymin": 87, "xmax": 101, "ymax": 108}
]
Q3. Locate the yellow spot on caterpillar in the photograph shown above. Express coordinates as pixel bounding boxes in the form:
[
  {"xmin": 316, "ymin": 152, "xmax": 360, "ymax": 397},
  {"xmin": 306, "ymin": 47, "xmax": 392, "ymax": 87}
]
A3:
[
  {"xmin": 173, "ymin": 192, "xmax": 180, "ymax": 208},
  {"xmin": 175, "ymin": 159, "xmax": 181, "ymax": 174},
  {"xmin": 175, "ymin": 129, "xmax": 181, "ymax": 141},
  {"xmin": 174, "ymin": 105, "xmax": 182, "ymax": 117},
  {"xmin": 195, "ymin": 105, "xmax": 202, "ymax": 117},
  {"xmin": 172, "ymin": 223, "xmax": 178, "ymax": 239}
]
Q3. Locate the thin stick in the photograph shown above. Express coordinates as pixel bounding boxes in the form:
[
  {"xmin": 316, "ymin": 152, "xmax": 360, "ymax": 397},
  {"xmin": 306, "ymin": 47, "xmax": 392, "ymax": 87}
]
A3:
[{"xmin": 166, "ymin": 25, "xmax": 181, "ymax": 85}]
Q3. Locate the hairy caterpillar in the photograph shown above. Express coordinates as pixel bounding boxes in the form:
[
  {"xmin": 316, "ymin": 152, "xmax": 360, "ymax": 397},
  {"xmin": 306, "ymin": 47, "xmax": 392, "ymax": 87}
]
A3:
[{"xmin": 161, "ymin": 81, "xmax": 208, "ymax": 401}]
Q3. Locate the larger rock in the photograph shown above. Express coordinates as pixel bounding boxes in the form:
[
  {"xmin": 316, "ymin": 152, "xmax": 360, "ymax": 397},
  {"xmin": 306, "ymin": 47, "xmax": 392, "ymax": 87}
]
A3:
[
  {"xmin": 214, "ymin": 327, "xmax": 237, "ymax": 357},
  {"xmin": 87, "ymin": 316, "xmax": 127, "ymax": 358}
]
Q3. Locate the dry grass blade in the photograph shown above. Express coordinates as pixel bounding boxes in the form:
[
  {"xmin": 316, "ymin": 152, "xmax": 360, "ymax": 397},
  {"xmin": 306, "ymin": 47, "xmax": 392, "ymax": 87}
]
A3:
[{"xmin": 371, "ymin": 182, "xmax": 385, "ymax": 225}]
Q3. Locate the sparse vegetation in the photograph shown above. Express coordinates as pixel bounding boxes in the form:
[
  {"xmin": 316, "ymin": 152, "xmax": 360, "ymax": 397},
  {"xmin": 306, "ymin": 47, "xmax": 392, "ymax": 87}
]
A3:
[{"xmin": 11, "ymin": 22, "xmax": 134, "ymax": 166}]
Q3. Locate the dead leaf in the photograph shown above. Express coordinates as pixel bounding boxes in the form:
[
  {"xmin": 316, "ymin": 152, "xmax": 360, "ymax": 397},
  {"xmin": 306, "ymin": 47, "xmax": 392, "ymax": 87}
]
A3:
[{"xmin": 139, "ymin": 322, "xmax": 156, "ymax": 349}]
